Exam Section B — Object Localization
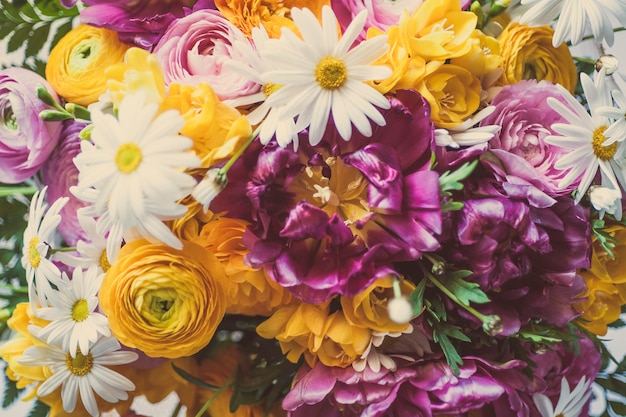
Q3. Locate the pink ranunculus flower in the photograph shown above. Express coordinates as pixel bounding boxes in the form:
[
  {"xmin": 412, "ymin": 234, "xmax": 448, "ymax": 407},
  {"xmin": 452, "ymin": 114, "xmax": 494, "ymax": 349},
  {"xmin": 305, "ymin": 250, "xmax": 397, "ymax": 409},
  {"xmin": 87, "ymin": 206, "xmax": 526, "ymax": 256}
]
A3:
[
  {"xmin": 481, "ymin": 80, "xmax": 578, "ymax": 197},
  {"xmin": 152, "ymin": 9, "xmax": 259, "ymax": 101},
  {"xmin": 0, "ymin": 68, "xmax": 62, "ymax": 184},
  {"xmin": 41, "ymin": 120, "xmax": 89, "ymax": 246}
]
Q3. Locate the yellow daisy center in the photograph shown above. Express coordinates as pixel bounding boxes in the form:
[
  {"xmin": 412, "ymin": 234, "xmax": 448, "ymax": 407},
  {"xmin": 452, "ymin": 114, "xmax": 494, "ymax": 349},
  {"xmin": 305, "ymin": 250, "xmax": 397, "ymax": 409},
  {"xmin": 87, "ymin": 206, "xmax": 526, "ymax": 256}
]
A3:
[
  {"xmin": 65, "ymin": 350, "xmax": 94, "ymax": 376},
  {"xmin": 99, "ymin": 250, "xmax": 111, "ymax": 272},
  {"xmin": 71, "ymin": 299, "xmax": 90, "ymax": 322},
  {"xmin": 28, "ymin": 237, "xmax": 41, "ymax": 268},
  {"xmin": 263, "ymin": 82, "xmax": 282, "ymax": 97},
  {"xmin": 115, "ymin": 143, "xmax": 143, "ymax": 173},
  {"xmin": 592, "ymin": 126, "xmax": 616, "ymax": 161},
  {"xmin": 315, "ymin": 57, "xmax": 347, "ymax": 90}
]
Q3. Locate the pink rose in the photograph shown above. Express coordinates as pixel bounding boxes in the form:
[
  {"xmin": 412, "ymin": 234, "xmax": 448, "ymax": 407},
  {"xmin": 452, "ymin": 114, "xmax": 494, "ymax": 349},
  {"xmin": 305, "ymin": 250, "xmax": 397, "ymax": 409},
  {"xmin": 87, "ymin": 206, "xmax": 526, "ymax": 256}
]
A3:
[
  {"xmin": 0, "ymin": 68, "xmax": 62, "ymax": 184},
  {"xmin": 481, "ymin": 80, "xmax": 578, "ymax": 196},
  {"xmin": 152, "ymin": 9, "xmax": 259, "ymax": 101}
]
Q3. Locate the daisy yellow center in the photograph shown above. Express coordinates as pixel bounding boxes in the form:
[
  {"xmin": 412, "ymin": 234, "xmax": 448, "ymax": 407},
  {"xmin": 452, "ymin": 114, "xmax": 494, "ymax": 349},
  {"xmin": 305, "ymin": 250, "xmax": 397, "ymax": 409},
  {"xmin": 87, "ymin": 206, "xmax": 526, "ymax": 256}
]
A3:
[
  {"xmin": 315, "ymin": 57, "xmax": 347, "ymax": 90},
  {"xmin": 28, "ymin": 237, "xmax": 41, "ymax": 268},
  {"xmin": 65, "ymin": 350, "xmax": 94, "ymax": 376},
  {"xmin": 99, "ymin": 250, "xmax": 111, "ymax": 272},
  {"xmin": 592, "ymin": 126, "xmax": 616, "ymax": 161},
  {"xmin": 71, "ymin": 299, "xmax": 90, "ymax": 322},
  {"xmin": 263, "ymin": 82, "xmax": 282, "ymax": 97},
  {"xmin": 115, "ymin": 143, "xmax": 143, "ymax": 173}
]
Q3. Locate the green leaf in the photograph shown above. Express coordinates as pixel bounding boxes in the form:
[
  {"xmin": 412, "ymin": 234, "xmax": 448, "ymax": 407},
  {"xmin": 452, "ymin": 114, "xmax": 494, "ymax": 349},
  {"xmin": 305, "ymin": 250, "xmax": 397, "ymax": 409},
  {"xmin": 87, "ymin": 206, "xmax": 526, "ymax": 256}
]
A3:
[
  {"xmin": 433, "ymin": 329, "xmax": 464, "ymax": 375},
  {"xmin": 439, "ymin": 270, "xmax": 489, "ymax": 305},
  {"xmin": 6, "ymin": 24, "xmax": 30, "ymax": 53},
  {"xmin": 26, "ymin": 400, "xmax": 50, "ymax": 417},
  {"xmin": 409, "ymin": 279, "xmax": 426, "ymax": 315},
  {"xmin": 25, "ymin": 23, "xmax": 50, "ymax": 58},
  {"xmin": 609, "ymin": 400, "xmax": 626, "ymax": 415},
  {"xmin": 439, "ymin": 160, "xmax": 478, "ymax": 194},
  {"xmin": 48, "ymin": 19, "xmax": 74, "ymax": 53},
  {"xmin": 171, "ymin": 362, "xmax": 221, "ymax": 391},
  {"xmin": 2, "ymin": 370, "xmax": 23, "ymax": 408}
]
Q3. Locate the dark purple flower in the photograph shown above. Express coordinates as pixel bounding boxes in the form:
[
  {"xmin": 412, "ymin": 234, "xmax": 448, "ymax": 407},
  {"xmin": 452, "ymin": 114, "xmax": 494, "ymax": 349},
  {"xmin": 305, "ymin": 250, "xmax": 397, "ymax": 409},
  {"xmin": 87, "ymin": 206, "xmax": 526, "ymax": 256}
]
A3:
[
  {"xmin": 212, "ymin": 90, "xmax": 441, "ymax": 303},
  {"xmin": 41, "ymin": 120, "xmax": 89, "ymax": 246},
  {"xmin": 79, "ymin": 0, "xmax": 212, "ymax": 49}
]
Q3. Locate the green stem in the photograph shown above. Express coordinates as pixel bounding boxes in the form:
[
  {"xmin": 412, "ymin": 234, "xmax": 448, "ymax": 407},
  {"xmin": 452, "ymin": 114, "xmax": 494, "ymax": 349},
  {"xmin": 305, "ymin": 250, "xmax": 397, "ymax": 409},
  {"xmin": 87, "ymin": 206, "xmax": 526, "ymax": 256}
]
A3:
[
  {"xmin": 0, "ymin": 186, "xmax": 37, "ymax": 197},
  {"xmin": 194, "ymin": 379, "xmax": 232, "ymax": 417},
  {"xmin": 221, "ymin": 126, "xmax": 261, "ymax": 174},
  {"xmin": 576, "ymin": 27, "xmax": 626, "ymax": 44},
  {"xmin": 425, "ymin": 271, "xmax": 490, "ymax": 323},
  {"xmin": 49, "ymin": 247, "xmax": 77, "ymax": 253}
]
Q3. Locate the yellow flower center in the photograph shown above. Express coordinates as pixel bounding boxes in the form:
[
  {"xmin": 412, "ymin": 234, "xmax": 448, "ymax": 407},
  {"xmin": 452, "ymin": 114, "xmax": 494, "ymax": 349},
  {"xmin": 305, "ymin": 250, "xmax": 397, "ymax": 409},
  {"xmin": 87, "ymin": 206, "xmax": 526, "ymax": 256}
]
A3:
[
  {"xmin": 1, "ymin": 106, "xmax": 18, "ymax": 130},
  {"xmin": 592, "ymin": 126, "xmax": 616, "ymax": 161},
  {"xmin": 71, "ymin": 299, "xmax": 90, "ymax": 322},
  {"xmin": 142, "ymin": 288, "xmax": 178, "ymax": 323},
  {"xmin": 99, "ymin": 250, "xmax": 111, "ymax": 272},
  {"xmin": 28, "ymin": 237, "xmax": 41, "ymax": 268},
  {"xmin": 115, "ymin": 143, "xmax": 143, "ymax": 173},
  {"xmin": 315, "ymin": 57, "xmax": 347, "ymax": 90},
  {"xmin": 65, "ymin": 350, "xmax": 94, "ymax": 376},
  {"xmin": 263, "ymin": 82, "xmax": 282, "ymax": 97}
]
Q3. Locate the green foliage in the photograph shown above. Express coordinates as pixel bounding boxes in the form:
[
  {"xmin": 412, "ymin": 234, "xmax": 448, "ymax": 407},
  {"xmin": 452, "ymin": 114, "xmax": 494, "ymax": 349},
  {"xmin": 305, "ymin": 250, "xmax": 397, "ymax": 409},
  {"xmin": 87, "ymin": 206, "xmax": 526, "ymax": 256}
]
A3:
[
  {"xmin": 0, "ymin": 0, "xmax": 79, "ymax": 75},
  {"xmin": 439, "ymin": 160, "xmax": 478, "ymax": 212},
  {"xmin": 27, "ymin": 400, "xmax": 50, "ymax": 417},
  {"xmin": 437, "ymin": 269, "xmax": 489, "ymax": 306},
  {"xmin": 2, "ymin": 369, "xmax": 23, "ymax": 408},
  {"xmin": 592, "ymin": 218, "xmax": 619, "ymax": 259}
]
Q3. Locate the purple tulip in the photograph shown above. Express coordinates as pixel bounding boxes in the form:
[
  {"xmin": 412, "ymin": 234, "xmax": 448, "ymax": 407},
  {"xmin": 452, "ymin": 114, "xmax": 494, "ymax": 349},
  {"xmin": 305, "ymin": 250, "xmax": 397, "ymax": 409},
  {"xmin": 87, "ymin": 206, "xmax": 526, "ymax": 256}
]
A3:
[{"xmin": 0, "ymin": 68, "xmax": 62, "ymax": 184}]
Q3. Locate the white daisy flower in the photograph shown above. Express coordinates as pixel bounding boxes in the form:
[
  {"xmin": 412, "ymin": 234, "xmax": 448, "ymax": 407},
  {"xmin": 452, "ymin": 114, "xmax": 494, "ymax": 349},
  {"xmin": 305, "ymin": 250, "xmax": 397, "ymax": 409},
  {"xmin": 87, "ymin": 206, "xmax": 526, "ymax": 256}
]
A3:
[
  {"xmin": 19, "ymin": 334, "xmax": 137, "ymax": 417},
  {"xmin": 435, "ymin": 106, "xmax": 500, "ymax": 148},
  {"xmin": 533, "ymin": 376, "xmax": 592, "ymax": 417},
  {"xmin": 35, "ymin": 266, "xmax": 111, "ymax": 358},
  {"xmin": 545, "ymin": 72, "xmax": 626, "ymax": 203},
  {"xmin": 588, "ymin": 185, "xmax": 622, "ymax": 219},
  {"xmin": 192, "ymin": 168, "xmax": 228, "ymax": 212},
  {"xmin": 519, "ymin": 0, "xmax": 626, "ymax": 47},
  {"xmin": 261, "ymin": 6, "xmax": 392, "ymax": 146},
  {"xmin": 71, "ymin": 92, "xmax": 201, "ymax": 262},
  {"xmin": 597, "ymin": 89, "xmax": 626, "ymax": 146},
  {"xmin": 21, "ymin": 187, "xmax": 69, "ymax": 310},
  {"xmin": 226, "ymin": 26, "xmax": 299, "ymax": 149}
]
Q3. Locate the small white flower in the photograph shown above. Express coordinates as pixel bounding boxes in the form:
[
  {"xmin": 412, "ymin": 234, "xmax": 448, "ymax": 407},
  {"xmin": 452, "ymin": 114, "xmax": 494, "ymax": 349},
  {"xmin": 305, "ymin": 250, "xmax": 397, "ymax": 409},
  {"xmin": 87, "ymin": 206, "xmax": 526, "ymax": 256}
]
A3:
[
  {"xmin": 19, "ymin": 334, "xmax": 138, "ymax": 417},
  {"xmin": 435, "ymin": 106, "xmax": 500, "ymax": 148},
  {"xmin": 533, "ymin": 376, "xmax": 592, "ymax": 417},
  {"xmin": 36, "ymin": 266, "xmax": 111, "ymax": 357},
  {"xmin": 72, "ymin": 93, "xmax": 201, "ymax": 262},
  {"xmin": 519, "ymin": 0, "xmax": 626, "ymax": 47},
  {"xmin": 352, "ymin": 326, "xmax": 414, "ymax": 373},
  {"xmin": 261, "ymin": 6, "xmax": 392, "ymax": 145},
  {"xmin": 192, "ymin": 168, "xmax": 228, "ymax": 212},
  {"xmin": 589, "ymin": 186, "xmax": 622, "ymax": 219},
  {"xmin": 21, "ymin": 187, "xmax": 69, "ymax": 310}
]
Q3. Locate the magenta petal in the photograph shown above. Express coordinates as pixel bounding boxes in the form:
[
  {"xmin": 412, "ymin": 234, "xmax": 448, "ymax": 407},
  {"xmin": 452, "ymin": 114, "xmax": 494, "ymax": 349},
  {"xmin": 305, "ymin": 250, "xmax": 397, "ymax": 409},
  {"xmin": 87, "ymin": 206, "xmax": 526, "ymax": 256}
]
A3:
[{"xmin": 280, "ymin": 201, "xmax": 329, "ymax": 240}]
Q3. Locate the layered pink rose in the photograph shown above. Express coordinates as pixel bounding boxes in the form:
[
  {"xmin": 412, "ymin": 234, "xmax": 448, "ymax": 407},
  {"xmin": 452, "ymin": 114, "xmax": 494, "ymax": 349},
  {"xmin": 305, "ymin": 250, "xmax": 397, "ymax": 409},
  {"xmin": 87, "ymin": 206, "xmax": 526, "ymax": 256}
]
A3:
[
  {"xmin": 481, "ymin": 80, "xmax": 578, "ymax": 196},
  {"xmin": 152, "ymin": 9, "xmax": 258, "ymax": 101},
  {"xmin": 0, "ymin": 68, "xmax": 62, "ymax": 184}
]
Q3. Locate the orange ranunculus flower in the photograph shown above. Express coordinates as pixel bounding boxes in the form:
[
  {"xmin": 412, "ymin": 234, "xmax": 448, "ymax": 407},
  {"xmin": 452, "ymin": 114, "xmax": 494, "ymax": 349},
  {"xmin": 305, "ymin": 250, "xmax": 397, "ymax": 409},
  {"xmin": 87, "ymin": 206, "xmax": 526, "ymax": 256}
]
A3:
[
  {"xmin": 341, "ymin": 276, "xmax": 415, "ymax": 333},
  {"xmin": 215, "ymin": 0, "xmax": 328, "ymax": 38},
  {"xmin": 99, "ymin": 239, "xmax": 227, "ymax": 358},
  {"xmin": 192, "ymin": 346, "xmax": 283, "ymax": 417},
  {"xmin": 417, "ymin": 63, "xmax": 482, "ymax": 128},
  {"xmin": 256, "ymin": 302, "xmax": 371, "ymax": 368},
  {"xmin": 163, "ymin": 83, "xmax": 251, "ymax": 169},
  {"xmin": 46, "ymin": 24, "xmax": 130, "ymax": 106},
  {"xmin": 192, "ymin": 215, "xmax": 292, "ymax": 316},
  {"xmin": 497, "ymin": 23, "xmax": 577, "ymax": 94},
  {"xmin": 576, "ymin": 224, "xmax": 626, "ymax": 335}
]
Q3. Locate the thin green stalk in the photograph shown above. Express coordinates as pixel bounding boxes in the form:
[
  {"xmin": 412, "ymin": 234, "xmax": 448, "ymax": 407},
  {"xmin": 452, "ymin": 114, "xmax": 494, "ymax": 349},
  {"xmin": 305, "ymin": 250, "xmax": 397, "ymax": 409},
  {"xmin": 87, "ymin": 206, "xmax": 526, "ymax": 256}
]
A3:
[
  {"xmin": 0, "ymin": 186, "xmax": 37, "ymax": 197},
  {"xmin": 425, "ymin": 271, "xmax": 490, "ymax": 323},
  {"xmin": 221, "ymin": 126, "xmax": 261, "ymax": 174},
  {"xmin": 195, "ymin": 379, "xmax": 232, "ymax": 417}
]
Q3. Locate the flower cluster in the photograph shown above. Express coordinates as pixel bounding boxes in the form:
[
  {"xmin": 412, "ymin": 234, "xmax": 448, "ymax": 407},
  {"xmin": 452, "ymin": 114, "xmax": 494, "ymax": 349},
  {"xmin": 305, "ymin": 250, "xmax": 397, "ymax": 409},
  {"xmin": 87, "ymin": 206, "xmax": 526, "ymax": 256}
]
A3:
[{"xmin": 1, "ymin": 0, "xmax": 626, "ymax": 417}]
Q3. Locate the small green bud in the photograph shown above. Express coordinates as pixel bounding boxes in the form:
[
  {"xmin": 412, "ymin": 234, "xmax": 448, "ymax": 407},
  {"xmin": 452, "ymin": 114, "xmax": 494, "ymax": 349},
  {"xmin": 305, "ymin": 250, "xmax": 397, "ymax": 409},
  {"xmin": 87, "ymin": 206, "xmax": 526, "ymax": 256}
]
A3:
[
  {"xmin": 482, "ymin": 315, "xmax": 503, "ymax": 336},
  {"xmin": 40, "ymin": 109, "xmax": 72, "ymax": 122},
  {"xmin": 79, "ymin": 124, "xmax": 94, "ymax": 140},
  {"xmin": 65, "ymin": 103, "xmax": 92, "ymax": 121},
  {"xmin": 36, "ymin": 85, "xmax": 58, "ymax": 107}
]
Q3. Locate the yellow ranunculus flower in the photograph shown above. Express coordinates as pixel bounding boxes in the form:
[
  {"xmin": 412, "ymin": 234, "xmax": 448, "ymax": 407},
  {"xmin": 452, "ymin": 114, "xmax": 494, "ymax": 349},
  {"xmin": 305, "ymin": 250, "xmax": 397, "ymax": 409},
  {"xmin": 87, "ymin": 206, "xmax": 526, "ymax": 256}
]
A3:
[
  {"xmin": 105, "ymin": 47, "xmax": 167, "ymax": 109},
  {"xmin": 163, "ymin": 83, "xmax": 252, "ymax": 169},
  {"xmin": 497, "ymin": 23, "xmax": 577, "ymax": 94},
  {"xmin": 417, "ymin": 63, "xmax": 482, "ymax": 128},
  {"xmin": 215, "ymin": 0, "xmax": 328, "ymax": 38},
  {"xmin": 99, "ymin": 239, "xmax": 227, "ymax": 358},
  {"xmin": 192, "ymin": 215, "xmax": 292, "ymax": 316},
  {"xmin": 46, "ymin": 24, "xmax": 130, "ymax": 106},
  {"xmin": 341, "ymin": 276, "xmax": 414, "ymax": 333},
  {"xmin": 257, "ymin": 302, "xmax": 371, "ymax": 368},
  {"xmin": 576, "ymin": 224, "xmax": 626, "ymax": 335},
  {"xmin": 450, "ymin": 29, "xmax": 502, "ymax": 77}
]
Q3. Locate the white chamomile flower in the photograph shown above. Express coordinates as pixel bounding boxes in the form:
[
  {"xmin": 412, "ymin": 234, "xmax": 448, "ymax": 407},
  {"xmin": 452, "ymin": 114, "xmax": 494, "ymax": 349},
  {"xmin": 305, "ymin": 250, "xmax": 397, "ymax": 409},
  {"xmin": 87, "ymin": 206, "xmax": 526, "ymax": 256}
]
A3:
[
  {"xmin": 261, "ymin": 6, "xmax": 392, "ymax": 146},
  {"xmin": 435, "ymin": 106, "xmax": 500, "ymax": 148},
  {"xmin": 36, "ymin": 266, "xmax": 111, "ymax": 358},
  {"xmin": 19, "ymin": 334, "xmax": 137, "ymax": 417},
  {"xmin": 545, "ymin": 72, "xmax": 626, "ymax": 203},
  {"xmin": 533, "ymin": 376, "xmax": 592, "ymax": 417},
  {"xmin": 192, "ymin": 168, "xmax": 227, "ymax": 212},
  {"xmin": 71, "ymin": 92, "xmax": 201, "ymax": 262},
  {"xmin": 21, "ymin": 187, "xmax": 69, "ymax": 310},
  {"xmin": 226, "ymin": 26, "xmax": 299, "ymax": 149},
  {"xmin": 519, "ymin": 0, "xmax": 626, "ymax": 47}
]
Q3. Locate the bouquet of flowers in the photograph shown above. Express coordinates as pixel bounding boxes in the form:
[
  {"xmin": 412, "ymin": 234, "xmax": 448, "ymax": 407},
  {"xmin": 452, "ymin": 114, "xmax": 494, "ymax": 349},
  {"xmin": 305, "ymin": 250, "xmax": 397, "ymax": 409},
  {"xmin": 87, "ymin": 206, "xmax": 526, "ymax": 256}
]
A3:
[{"xmin": 2, "ymin": 0, "xmax": 626, "ymax": 416}]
